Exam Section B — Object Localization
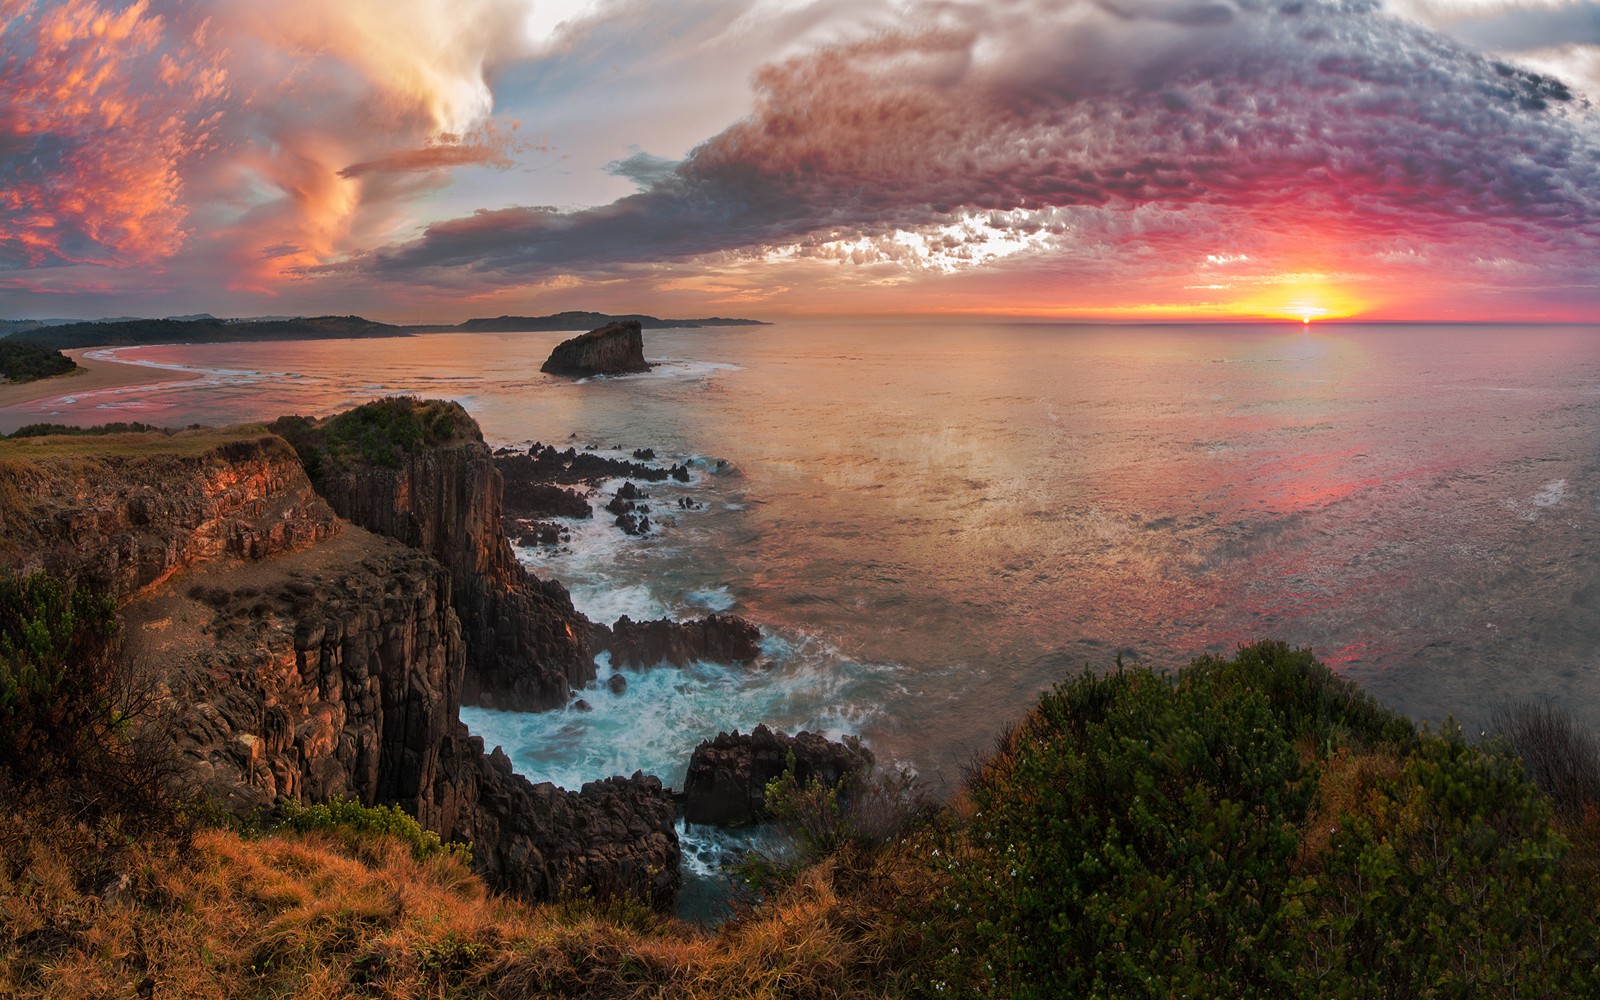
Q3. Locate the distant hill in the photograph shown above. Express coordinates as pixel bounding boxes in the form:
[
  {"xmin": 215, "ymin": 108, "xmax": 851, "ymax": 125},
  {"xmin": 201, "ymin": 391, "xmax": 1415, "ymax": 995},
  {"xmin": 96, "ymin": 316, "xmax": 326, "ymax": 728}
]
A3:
[
  {"xmin": 19, "ymin": 315, "xmax": 407, "ymax": 350},
  {"xmin": 7, "ymin": 310, "xmax": 769, "ymax": 349},
  {"xmin": 440, "ymin": 312, "xmax": 769, "ymax": 333}
]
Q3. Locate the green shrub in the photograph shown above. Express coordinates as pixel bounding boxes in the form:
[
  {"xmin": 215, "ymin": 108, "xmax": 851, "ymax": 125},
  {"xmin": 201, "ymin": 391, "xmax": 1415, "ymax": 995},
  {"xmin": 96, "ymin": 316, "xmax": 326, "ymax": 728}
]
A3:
[
  {"xmin": 948, "ymin": 665, "xmax": 1315, "ymax": 998},
  {"xmin": 764, "ymin": 761, "xmax": 937, "ymax": 869},
  {"xmin": 0, "ymin": 571, "xmax": 121, "ymax": 769},
  {"xmin": 277, "ymin": 796, "xmax": 472, "ymax": 865},
  {"xmin": 1305, "ymin": 726, "xmax": 1598, "ymax": 996},
  {"xmin": 270, "ymin": 397, "xmax": 480, "ymax": 476},
  {"xmin": 1182, "ymin": 640, "xmax": 1416, "ymax": 753}
]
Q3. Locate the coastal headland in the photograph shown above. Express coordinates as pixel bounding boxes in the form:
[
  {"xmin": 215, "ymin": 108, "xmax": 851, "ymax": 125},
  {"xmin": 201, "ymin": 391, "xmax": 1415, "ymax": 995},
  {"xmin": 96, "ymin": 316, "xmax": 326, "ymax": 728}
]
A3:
[{"xmin": 3, "ymin": 398, "xmax": 1599, "ymax": 996}]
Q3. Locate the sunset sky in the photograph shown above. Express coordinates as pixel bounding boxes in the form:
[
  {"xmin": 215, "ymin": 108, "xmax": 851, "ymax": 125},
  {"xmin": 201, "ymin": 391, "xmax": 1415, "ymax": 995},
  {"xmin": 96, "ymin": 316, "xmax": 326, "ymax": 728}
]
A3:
[{"xmin": 2, "ymin": 0, "xmax": 1598, "ymax": 322}]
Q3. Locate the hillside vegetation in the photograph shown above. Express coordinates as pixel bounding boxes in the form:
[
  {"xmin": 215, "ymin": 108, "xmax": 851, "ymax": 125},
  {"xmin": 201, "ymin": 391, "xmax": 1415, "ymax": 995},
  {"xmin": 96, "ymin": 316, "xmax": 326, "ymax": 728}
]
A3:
[
  {"xmin": 0, "ymin": 341, "xmax": 75, "ymax": 382},
  {"xmin": 1, "ymin": 575, "xmax": 1597, "ymax": 998}
]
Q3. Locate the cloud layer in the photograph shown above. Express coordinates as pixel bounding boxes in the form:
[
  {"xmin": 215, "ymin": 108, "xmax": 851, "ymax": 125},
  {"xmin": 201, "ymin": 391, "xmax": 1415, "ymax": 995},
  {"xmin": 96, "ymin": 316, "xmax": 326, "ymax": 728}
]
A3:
[
  {"xmin": 365, "ymin": 0, "xmax": 1600, "ymax": 308},
  {"xmin": 3, "ymin": 0, "xmax": 1598, "ymax": 319}
]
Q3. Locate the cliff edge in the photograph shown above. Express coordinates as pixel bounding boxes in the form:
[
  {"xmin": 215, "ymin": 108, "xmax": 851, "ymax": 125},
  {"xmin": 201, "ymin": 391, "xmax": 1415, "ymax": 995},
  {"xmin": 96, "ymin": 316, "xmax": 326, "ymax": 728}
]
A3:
[{"xmin": 0, "ymin": 422, "xmax": 678, "ymax": 907}]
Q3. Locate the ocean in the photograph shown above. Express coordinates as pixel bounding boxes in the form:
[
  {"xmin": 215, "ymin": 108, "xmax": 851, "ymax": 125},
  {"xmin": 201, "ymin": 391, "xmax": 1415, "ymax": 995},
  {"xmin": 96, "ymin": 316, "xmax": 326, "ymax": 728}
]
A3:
[{"xmin": 7, "ymin": 319, "xmax": 1599, "ymax": 799}]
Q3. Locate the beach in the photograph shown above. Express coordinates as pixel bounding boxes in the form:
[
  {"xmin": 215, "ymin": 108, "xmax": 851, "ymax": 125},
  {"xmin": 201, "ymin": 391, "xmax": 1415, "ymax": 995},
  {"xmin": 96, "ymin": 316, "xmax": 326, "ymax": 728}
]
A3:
[{"xmin": 0, "ymin": 349, "xmax": 178, "ymax": 412}]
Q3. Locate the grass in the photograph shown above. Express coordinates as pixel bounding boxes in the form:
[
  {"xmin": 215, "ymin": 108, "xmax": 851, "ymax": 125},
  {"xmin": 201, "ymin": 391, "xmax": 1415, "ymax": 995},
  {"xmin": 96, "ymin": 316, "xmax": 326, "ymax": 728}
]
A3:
[
  {"xmin": 0, "ymin": 797, "xmax": 936, "ymax": 999},
  {"xmin": 6, "ymin": 636, "xmax": 1600, "ymax": 997},
  {"xmin": 0, "ymin": 425, "xmax": 279, "ymax": 463}
]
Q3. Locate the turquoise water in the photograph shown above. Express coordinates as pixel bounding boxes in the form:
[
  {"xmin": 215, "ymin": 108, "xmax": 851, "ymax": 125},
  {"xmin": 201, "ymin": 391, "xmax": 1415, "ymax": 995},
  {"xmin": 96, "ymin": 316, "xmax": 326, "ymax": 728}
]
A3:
[{"xmin": 8, "ymin": 320, "xmax": 1600, "ymax": 793}]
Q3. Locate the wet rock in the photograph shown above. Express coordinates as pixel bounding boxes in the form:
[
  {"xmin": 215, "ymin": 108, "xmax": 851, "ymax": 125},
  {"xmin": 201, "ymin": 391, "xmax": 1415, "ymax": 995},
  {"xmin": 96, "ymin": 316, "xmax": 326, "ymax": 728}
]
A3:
[
  {"xmin": 594, "ymin": 613, "xmax": 762, "ymax": 669},
  {"xmin": 608, "ymin": 673, "xmax": 628, "ymax": 695},
  {"xmin": 682, "ymin": 725, "xmax": 874, "ymax": 827}
]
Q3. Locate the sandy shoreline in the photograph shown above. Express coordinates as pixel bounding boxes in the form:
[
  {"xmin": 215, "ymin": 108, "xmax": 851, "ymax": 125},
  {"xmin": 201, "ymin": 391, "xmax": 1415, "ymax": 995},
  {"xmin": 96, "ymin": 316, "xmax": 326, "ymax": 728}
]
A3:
[{"xmin": 0, "ymin": 348, "xmax": 181, "ymax": 411}]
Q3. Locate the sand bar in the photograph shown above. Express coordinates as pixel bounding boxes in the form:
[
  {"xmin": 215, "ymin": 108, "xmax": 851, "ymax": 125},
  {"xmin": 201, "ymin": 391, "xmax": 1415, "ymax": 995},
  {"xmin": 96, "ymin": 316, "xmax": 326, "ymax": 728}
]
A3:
[{"xmin": 0, "ymin": 348, "xmax": 184, "ymax": 410}]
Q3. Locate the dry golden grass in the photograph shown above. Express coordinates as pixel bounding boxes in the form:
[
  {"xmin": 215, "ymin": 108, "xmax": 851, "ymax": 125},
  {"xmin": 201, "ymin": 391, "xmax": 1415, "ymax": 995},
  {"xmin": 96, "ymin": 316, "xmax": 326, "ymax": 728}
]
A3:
[
  {"xmin": 1295, "ymin": 741, "xmax": 1405, "ymax": 865},
  {"xmin": 0, "ymin": 798, "xmax": 940, "ymax": 1000}
]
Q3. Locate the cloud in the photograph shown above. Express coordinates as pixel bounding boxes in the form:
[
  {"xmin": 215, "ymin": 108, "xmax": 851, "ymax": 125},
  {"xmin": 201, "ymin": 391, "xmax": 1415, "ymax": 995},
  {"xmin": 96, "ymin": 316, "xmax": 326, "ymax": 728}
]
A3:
[
  {"xmin": 1, "ymin": 0, "xmax": 539, "ymax": 287},
  {"xmin": 360, "ymin": 0, "xmax": 1600, "ymax": 297},
  {"xmin": 0, "ymin": 0, "xmax": 227, "ymax": 268}
]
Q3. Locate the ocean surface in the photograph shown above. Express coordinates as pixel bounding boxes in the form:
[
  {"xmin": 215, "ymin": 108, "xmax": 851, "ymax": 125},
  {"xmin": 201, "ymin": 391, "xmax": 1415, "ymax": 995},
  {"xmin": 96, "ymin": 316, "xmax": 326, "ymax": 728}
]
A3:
[{"xmin": 7, "ymin": 320, "xmax": 1599, "ymax": 800}]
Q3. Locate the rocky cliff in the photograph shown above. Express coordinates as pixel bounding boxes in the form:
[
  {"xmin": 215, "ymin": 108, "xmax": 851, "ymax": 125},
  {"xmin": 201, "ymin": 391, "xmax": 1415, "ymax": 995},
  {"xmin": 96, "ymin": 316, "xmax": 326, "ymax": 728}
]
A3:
[
  {"xmin": 270, "ymin": 401, "xmax": 593, "ymax": 711},
  {"xmin": 539, "ymin": 320, "xmax": 649, "ymax": 377},
  {"xmin": 0, "ymin": 433, "xmax": 337, "ymax": 599},
  {"xmin": 0, "ymin": 426, "xmax": 679, "ymax": 906}
]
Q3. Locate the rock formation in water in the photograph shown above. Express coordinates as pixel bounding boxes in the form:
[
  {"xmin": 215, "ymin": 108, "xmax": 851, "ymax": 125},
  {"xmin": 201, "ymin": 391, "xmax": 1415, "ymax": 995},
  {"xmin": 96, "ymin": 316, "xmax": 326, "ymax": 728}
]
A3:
[
  {"xmin": 539, "ymin": 320, "xmax": 650, "ymax": 377},
  {"xmin": 0, "ymin": 423, "xmax": 679, "ymax": 907},
  {"xmin": 594, "ymin": 613, "xmax": 763, "ymax": 670},
  {"xmin": 682, "ymin": 725, "xmax": 874, "ymax": 827}
]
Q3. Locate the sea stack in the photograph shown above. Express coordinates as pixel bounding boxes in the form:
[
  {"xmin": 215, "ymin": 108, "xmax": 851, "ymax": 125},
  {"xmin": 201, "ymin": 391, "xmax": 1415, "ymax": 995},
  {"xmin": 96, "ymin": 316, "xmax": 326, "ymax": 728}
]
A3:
[{"xmin": 540, "ymin": 320, "xmax": 650, "ymax": 376}]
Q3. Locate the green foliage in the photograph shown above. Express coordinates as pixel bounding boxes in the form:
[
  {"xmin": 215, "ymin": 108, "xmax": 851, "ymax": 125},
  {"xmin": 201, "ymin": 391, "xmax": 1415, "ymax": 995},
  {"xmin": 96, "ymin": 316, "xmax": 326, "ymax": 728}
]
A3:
[
  {"xmin": 949, "ymin": 665, "xmax": 1315, "ymax": 998},
  {"xmin": 765, "ymin": 761, "xmax": 936, "ymax": 869},
  {"xmin": 1183, "ymin": 639, "xmax": 1416, "ymax": 753},
  {"xmin": 276, "ymin": 796, "xmax": 473, "ymax": 865},
  {"xmin": 1304, "ymin": 727, "xmax": 1598, "ymax": 997},
  {"xmin": 270, "ymin": 397, "xmax": 481, "ymax": 476},
  {"xmin": 7, "ymin": 421, "xmax": 169, "ymax": 438},
  {"xmin": 0, "ymin": 572, "xmax": 121, "ymax": 769},
  {"xmin": 0, "ymin": 340, "xmax": 75, "ymax": 382}
]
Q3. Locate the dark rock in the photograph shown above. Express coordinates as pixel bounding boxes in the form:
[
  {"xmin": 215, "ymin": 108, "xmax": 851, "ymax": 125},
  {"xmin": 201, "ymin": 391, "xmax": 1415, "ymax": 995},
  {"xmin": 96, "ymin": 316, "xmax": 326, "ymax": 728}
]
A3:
[
  {"xmin": 632, "ymin": 448, "xmax": 655, "ymax": 460},
  {"xmin": 595, "ymin": 613, "xmax": 762, "ymax": 669},
  {"xmin": 618, "ymin": 481, "xmax": 640, "ymax": 501},
  {"xmin": 682, "ymin": 725, "xmax": 874, "ymax": 827},
  {"xmin": 572, "ymin": 699, "xmax": 592, "ymax": 713},
  {"xmin": 671, "ymin": 464, "xmax": 691, "ymax": 483},
  {"xmin": 608, "ymin": 673, "xmax": 627, "ymax": 695},
  {"xmin": 540, "ymin": 321, "xmax": 650, "ymax": 377}
]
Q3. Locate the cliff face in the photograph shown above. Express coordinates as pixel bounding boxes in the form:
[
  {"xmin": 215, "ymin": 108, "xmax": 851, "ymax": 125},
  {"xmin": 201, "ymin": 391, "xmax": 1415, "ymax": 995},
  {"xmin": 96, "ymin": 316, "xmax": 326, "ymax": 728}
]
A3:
[
  {"xmin": 306, "ymin": 438, "xmax": 595, "ymax": 711},
  {"xmin": 0, "ymin": 435, "xmax": 337, "ymax": 599},
  {"xmin": 539, "ymin": 320, "xmax": 649, "ymax": 377},
  {"xmin": 0, "ymin": 427, "xmax": 679, "ymax": 906}
]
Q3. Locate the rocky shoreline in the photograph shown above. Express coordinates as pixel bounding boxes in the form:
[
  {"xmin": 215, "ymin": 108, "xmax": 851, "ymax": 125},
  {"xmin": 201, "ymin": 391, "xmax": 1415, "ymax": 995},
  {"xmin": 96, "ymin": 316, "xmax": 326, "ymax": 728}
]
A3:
[{"xmin": 0, "ymin": 399, "xmax": 870, "ymax": 912}]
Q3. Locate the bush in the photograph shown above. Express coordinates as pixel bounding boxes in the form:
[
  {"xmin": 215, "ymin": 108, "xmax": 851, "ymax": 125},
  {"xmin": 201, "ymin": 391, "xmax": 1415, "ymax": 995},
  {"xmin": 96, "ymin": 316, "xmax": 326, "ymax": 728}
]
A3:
[
  {"xmin": 0, "ymin": 572, "xmax": 178, "ymax": 828},
  {"xmin": 0, "ymin": 572, "xmax": 121, "ymax": 769},
  {"xmin": 1182, "ymin": 639, "xmax": 1416, "ymax": 753},
  {"xmin": 1305, "ymin": 726, "xmax": 1598, "ymax": 995},
  {"xmin": 764, "ymin": 762, "xmax": 938, "ymax": 869},
  {"xmin": 276, "ymin": 797, "xmax": 472, "ymax": 865},
  {"xmin": 1487, "ymin": 700, "xmax": 1600, "ymax": 820},
  {"xmin": 270, "ymin": 397, "xmax": 481, "ymax": 476},
  {"xmin": 947, "ymin": 665, "xmax": 1315, "ymax": 998}
]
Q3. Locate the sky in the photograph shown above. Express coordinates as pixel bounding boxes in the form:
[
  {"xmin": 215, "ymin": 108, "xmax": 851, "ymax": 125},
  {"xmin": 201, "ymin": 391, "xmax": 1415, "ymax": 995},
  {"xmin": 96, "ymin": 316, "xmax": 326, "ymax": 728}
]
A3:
[{"xmin": 1, "ymin": 0, "xmax": 1598, "ymax": 323}]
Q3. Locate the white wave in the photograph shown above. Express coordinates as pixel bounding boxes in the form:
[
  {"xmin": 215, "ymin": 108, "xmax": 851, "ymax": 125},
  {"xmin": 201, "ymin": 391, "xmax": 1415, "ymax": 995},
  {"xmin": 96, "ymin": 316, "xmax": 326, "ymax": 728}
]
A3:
[
  {"xmin": 1533, "ymin": 479, "xmax": 1568, "ymax": 509},
  {"xmin": 686, "ymin": 587, "xmax": 737, "ymax": 612}
]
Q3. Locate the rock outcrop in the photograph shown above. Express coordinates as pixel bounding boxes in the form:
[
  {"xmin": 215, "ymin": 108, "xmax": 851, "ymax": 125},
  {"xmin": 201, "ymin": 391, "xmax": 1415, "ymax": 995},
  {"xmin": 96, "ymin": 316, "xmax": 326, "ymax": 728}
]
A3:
[
  {"xmin": 274, "ymin": 403, "xmax": 594, "ymax": 711},
  {"xmin": 595, "ymin": 613, "xmax": 763, "ymax": 669},
  {"xmin": 682, "ymin": 725, "xmax": 874, "ymax": 827},
  {"xmin": 0, "ymin": 434, "xmax": 337, "ymax": 599},
  {"xmin": 539, "ymin": 320, "xmax": 649, "ymax": 377},
  {"xmin": 1, "ymin": 424, "xmax": 680, "ymax": 907}
]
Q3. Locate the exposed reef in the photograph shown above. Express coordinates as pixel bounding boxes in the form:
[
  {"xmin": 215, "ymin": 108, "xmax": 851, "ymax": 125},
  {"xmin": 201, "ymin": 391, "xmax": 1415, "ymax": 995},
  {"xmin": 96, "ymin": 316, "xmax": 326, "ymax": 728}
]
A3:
[{"xmin": 539, "ymin": 320, "xmax": 650, "ymax": 377}]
